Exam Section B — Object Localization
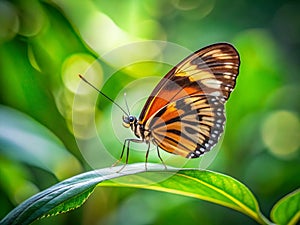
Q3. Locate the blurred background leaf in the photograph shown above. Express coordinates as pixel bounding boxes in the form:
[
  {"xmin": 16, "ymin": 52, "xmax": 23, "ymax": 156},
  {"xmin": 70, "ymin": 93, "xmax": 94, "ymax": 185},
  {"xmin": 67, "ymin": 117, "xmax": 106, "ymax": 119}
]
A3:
[
  {"xmin": 0, "ymin": 0, "xmax": 299, "ymax": 224},
  {"xmin": 0, "ymin": 105, "xmax": 81, "ymax": 175}
]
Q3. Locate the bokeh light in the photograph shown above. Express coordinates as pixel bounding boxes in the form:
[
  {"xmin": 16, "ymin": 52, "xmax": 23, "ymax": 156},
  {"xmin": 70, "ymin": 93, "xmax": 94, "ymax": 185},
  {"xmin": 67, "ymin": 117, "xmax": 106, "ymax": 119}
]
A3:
[{"xmin": 262, "ymin": 110, "xmax": 300, "ymax": 159}]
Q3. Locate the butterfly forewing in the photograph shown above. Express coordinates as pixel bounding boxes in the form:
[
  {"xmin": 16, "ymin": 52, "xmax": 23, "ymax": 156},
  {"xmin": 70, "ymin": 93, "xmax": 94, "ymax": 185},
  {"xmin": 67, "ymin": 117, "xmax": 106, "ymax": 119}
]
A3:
[
  {"xmin": 139, "ymin": 43, "xmax": 240, "ymax": 125},
  {"xmin": 145, "ymin": 95, "xmax": 225, "ymax": 158}
]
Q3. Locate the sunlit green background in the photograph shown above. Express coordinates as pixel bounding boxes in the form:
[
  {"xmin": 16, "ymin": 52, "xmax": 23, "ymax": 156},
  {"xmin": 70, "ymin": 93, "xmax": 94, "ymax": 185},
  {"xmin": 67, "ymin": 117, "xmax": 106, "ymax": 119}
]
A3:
[{"xmin": 0, "ymin": 0, "xmax": 299, "ymax": 224}]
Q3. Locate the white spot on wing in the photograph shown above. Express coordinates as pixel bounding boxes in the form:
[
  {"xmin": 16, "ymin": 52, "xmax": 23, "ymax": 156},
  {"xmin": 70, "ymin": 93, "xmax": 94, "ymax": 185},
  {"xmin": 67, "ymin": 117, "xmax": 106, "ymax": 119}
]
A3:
[
  {"xmin": 202, "ymin": 79, "xmax": 222, "ymax": 89},
  {"xmin": 210, "ymin": 91, "xmax": 222, "ymax": 97}
]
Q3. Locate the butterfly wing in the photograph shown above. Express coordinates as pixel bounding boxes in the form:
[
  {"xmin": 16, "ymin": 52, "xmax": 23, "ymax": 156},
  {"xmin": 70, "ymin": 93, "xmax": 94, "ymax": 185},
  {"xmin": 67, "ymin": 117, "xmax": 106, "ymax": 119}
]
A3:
[
  {"xmin": 139, "ymin": 43, "xmax": 240, "ymax": 125},
  {"xmin": 145, "ymin": 95, "xmax": 225, "ymax": 158}
]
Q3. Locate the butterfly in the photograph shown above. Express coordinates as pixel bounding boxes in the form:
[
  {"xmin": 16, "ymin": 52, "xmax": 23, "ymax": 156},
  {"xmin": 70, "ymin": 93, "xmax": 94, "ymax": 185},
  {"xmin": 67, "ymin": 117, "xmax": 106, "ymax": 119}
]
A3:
[{"xmin": 80, "ymin": 43, "xmax": 240, "ymax": 168}]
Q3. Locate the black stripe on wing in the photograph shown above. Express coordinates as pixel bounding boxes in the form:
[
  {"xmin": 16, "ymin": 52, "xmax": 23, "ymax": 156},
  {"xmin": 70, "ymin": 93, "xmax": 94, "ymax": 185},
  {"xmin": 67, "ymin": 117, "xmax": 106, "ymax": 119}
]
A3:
[
  {"xmin": 139, "ymin": 43, "xmax": 240, "ymax": 124},
  {"xmin": 145, "ymin": 95, "xmax": 225, "ymax": 158}
]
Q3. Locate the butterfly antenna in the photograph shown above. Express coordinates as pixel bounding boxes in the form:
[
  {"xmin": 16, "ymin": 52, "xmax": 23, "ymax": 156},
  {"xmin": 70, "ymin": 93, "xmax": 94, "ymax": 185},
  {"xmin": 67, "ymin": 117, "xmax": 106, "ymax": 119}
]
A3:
[
  {"xmin": 123, "ymin": 93, "xmax": 131, "ymax": 115},
  {"xmin": 78, "ymin": 74, "xmax": 129, "ymax": 116}
]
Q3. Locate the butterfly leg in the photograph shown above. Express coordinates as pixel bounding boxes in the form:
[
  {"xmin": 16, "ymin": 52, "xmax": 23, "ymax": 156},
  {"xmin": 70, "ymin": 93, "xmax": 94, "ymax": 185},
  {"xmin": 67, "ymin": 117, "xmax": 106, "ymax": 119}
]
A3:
[
  {"xmin": 113, "ymin": 138, "xmax": 145, "ymax": 172},
  {"xmin": 156, "ymin": 146, "xmax": 167, "ymax": 170},
  {"xmin": 145, "ymin": 142, "xmax": 151, "ymax": 171},
  {"xmin": 111, "ymin": 139, "xmax": 128, "ymax": 168}
]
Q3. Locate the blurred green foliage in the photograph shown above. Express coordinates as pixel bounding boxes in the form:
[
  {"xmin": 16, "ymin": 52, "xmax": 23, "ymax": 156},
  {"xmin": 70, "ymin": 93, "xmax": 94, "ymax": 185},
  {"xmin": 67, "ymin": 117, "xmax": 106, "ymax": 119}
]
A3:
[{"xmin": 0, "ymin": 0, "xmax": 299, "ymax": 224}]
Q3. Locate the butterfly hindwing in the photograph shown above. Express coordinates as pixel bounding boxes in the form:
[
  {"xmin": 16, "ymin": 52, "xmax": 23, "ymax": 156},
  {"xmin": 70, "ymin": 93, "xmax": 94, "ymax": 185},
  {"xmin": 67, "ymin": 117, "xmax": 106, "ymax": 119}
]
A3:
[
  {"xmin": 139, "ymin": 43, "xmax": 240, "ymax": 125},
  {"xmin": 145, "ymin": 95, "xmax": 225, "ymax": 158}
]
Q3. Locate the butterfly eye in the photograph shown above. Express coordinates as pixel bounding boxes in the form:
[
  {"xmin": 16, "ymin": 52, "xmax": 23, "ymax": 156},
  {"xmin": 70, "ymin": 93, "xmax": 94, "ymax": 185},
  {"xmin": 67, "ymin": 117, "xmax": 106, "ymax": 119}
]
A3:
[
  {"xmin": 122, "ymin": 115, "xmax": 130, "ymax": 128},
  {"xmin": 129, "ymin": 116, "xmax": 135, "ymax": 123},
  {"xmin": 122, "ymin": 115, "xmax": 136, "ymax": 128}
]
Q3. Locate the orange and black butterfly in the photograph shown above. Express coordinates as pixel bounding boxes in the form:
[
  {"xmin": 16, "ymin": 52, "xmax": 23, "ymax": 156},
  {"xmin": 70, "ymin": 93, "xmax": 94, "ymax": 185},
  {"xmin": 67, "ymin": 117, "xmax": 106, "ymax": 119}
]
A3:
[{"xmin": 80, "ymin": 43, "xmax": 240, "ymax": 166}]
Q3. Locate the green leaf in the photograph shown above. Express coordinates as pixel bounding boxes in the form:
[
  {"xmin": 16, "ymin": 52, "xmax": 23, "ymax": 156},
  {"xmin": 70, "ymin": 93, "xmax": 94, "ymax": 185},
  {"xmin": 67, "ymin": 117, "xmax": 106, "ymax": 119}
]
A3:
[
  {"xmin": 104, "ymin": 168, "xmax": 269, "ymax": 224},
  {"xmin": 271, "ymin": 188, "xmax": 300, "ymax": 225},
  {"xmin": 0, "ymin": 163, "xmax": 268, "ymax": 225},
  {"xmin": 0, "ymin": 105, "xmax": 80, "ymax": 176}
]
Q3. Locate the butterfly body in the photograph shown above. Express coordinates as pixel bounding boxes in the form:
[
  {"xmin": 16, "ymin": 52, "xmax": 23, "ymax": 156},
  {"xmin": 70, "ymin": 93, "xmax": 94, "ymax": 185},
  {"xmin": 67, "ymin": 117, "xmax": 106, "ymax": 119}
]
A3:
[
  {"xmin": 122, "ymin": 115, "xmax": 150, "ymax": 141},
  {"xmin": 122, "ymin": 43, "xmax": 240, "ymax": 161}
]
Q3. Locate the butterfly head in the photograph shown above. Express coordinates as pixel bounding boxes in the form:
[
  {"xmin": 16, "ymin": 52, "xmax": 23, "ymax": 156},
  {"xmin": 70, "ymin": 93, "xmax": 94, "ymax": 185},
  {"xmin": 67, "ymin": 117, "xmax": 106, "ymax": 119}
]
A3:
[{"xmin": 122, "ymin": 115, "xmax": 137, "ymax": 128}]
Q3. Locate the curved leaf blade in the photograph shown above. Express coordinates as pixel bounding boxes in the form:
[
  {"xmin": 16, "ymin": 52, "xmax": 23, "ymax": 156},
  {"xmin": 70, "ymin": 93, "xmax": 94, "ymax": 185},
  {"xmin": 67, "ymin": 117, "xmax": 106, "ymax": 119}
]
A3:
[
  {"xmin": 0, "ymin": 163, "xmax": 266, "ymax": 225},
  {"xmin": 104, "ymin": 169, "xmax": 266, "ymax": 224},
  {"xmin": 271, "ymin": 188, "xmax": 300, "ymax": 225},
  {"xmin": 0, "ymin": 164, "xmax": 163, "ymax": 225}
]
